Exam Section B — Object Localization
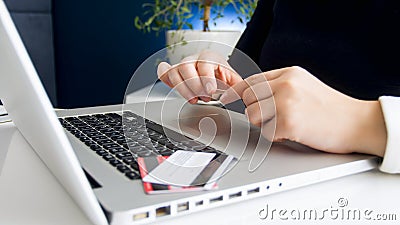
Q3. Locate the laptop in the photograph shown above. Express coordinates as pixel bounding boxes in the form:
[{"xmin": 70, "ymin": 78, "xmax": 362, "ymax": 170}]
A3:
[{"xmin": 0, "ymin": 1, "xmax": 379, "ymax": 224}]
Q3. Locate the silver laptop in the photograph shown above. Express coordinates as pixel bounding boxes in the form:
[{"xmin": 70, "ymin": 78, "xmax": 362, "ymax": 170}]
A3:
[{"xmin": 0, "ymin": 1, "xmax": 379, "ymax": 224}]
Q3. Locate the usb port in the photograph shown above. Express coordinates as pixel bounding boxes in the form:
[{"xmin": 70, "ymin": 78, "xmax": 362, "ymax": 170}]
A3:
[
  {"xmin": 156, "ymin": 206, "xmax": 171, "ymax": 217},
  {"xmin": 210, "ymin": 196, "xmax": 223, "ymax": 203},
  {"xmin": 229, "ymin": 191, "xmax": 242, "ymax": 199},
  {"xmin": 195, "ymin": 200, "xmax": 204, "ymax": 206},
  {"xmin": 133, "ymin": 212, "xmax": 149, "ymax": 221},
  {"xmin": 247, "ymin": 187, "xmax": 260, "ymax": 195},
  {"xmin": 177, "ymin": 202, "xmax": 189, "ymax": 212}
]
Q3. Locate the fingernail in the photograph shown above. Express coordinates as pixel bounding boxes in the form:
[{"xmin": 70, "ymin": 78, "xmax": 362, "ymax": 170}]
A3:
[
  {"xmin": 157, "ymin": 62, "xmax": 170, "ymax": 77},
  {"xmin": 205, "ymin": 82, "xmax": 215, "ymax": 95},
  {"xmin": 189, "ymin": 97, "xmax": 198, "ymax": 104}
]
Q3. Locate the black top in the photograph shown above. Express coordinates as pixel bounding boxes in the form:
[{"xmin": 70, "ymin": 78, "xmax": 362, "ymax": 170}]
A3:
[{"xmin": 235, "ymin": 0, "xmax": 400, "ymax": 100}]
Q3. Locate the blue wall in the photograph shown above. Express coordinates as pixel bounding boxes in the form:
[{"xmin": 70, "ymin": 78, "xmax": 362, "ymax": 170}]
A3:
[{"xmin": 53, "ymin": 0, "xmax": 165, "ymax": 108}]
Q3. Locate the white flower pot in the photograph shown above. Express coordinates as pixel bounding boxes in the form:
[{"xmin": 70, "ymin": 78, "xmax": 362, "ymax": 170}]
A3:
[{"xmin": 165, "ymin": 30, "xmax": 242, "ymax": 64}]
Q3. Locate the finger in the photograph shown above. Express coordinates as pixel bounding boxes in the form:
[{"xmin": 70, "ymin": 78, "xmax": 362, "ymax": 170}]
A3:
[
  {"xmin": 219, "ymin": 69, "xmax": 286, "ymax": 105},
  {"xmin": 196, "ymin": 59, "xmax": 218, "ymax": 95},
  {"xmin": 228, "ymin": 69, "xmax": 244, "ymax": 85},
  {"xmin": 220, "ymin": 73, "xmax": 268, "ymax": 104},
  {"xmin": 222, "ymin": 66, "xmax": 291, "ymax": 102},
  {"xmin": 216, "ymin": 64, "xmax": 243, "ymax": 87},
  {"xmin": 167, "ymin": 68, "xmax": 198, "ymax": 103},
  {"xmin": 157, "ymin": 62, "xmax": 173, "ymax": 87},
  {"xmin": 245, "ymin": 97, "xmax": 275, "ymax": 127},
  {"xmin": 177, "ymin": 61, "xmax": 208, "ymax": 98},
  {"xmin": 242, "ymin": 81, "xmax": 274, "ymax": 106}
]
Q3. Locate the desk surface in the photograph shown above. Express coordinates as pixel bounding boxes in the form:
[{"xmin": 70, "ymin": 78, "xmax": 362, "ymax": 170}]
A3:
[{"xmin": 1, "ymin": 121, "xmax": 399, "ymax": 225}]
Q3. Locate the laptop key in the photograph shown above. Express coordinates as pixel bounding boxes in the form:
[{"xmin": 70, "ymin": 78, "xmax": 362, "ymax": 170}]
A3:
[
  {"xmin": 130, "ymin": 162, "xmax": 139, "ymax": 171},
  {"xmin": 84, "ymin": 140, "xmax": 95, "ymax": 146},
  {"xmin": 90, "ymin": 144, "xmax": 102, "ymax": 151},
  {"xmin": 125, "ymin": 172, "xmax": 140, "ymax": 180},
  {"xmin": 116, "ymin": 165, "xmax": 131, "ymax": 173},
  {"xmin": 116, "ymin": 152, "xmax": 133, "ymax": 159},
  {"xmin": 109, "ymin": 148, "xmax": 125, "ymax": 155},
  {"xmin": 79, "ymin": 136, "xmax": 90, "ymax": 142},
  {"xmin": 123, "ymin": 157, "xmax": 135, "ymax": 164},
  {"xmin": 90, "ymin": 135, "xmax": 108, "ymax": 142},
  {"xmin": 82, "ymin": 129, "xmax": 98, "ymax": 136},
  {"xmin": 96, "ymin": 150, "xmax": 109, "ymax": 156},
  {"xmin": 102, "ymin": 154, "xmax": 115, "ymax": 161},
  {"xmin": 109, "ymin": 134, "xmax": 124, "ymax": 140},
  {"xmin": 109, "ymin": 160, "xmax": 121, "ymax": 167},
  {"xmin": 98, "ymin": 139, "xmax": 113, "ymax": 145},
  {"xmin": 73, "ymin": 131, "xmax": 83, "ymax": 138},
  {"xmin": 103, "ymin": 143, "xmax": 119, "ymax": 149}
]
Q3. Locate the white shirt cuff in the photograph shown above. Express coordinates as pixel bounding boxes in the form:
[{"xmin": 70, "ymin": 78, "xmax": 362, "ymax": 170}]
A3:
[{"xmin": 379, "ymin": 96, "xmax": 400, "ymax": 173}]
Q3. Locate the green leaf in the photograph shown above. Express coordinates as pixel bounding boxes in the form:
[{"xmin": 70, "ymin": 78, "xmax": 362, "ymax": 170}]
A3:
[
  {"xmin": 240, "ymin": 6, "xmax": 245, "ymax": 15},
  {"xmin": 184, "ymin": 13, "xmax": 194, "ymax": 19},
  {"xmin": 134, "ymin": 17, "xmax": 141, "ymax": 29},
  {"xmin": 181, "ymin": 6, "xmax": 191, "ymax": 13}
]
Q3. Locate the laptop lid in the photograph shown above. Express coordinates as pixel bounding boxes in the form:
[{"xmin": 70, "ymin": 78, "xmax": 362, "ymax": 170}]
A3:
[{"xmin": 0, "ymin": 1, "xmax": 107, "ymax": 224}]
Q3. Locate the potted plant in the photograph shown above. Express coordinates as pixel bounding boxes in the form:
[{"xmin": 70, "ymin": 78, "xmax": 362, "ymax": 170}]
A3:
[{"xmin": 134, "ymin": 0, "xmax": 258, "ymax": 63}]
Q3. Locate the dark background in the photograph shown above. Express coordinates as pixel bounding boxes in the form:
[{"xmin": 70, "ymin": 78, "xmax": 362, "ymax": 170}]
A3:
[
  {"xmin": 5, "ymin": 0, "xmax": 165, "ymax": 108},
  {"xmin": 53, "ymin": 0, "xmax": 165, "ymax": 108}
]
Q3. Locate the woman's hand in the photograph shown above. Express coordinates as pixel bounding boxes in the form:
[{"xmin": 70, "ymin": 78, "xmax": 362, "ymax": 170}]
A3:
[
  {"xmin": 220, "ymin": 66, "xmax": 387, "ymax": 156},
  {"xmin": 157, "ymin": 50, "xmax": 243, "ymax": 104}
]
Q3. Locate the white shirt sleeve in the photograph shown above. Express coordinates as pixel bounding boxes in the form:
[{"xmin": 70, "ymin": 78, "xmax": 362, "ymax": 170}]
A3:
[{"xmin": 378, "ymin": 96, "xmax": 400, "ymax": 173}]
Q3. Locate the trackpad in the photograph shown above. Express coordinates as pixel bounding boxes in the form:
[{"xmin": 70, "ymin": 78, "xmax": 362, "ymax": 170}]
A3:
[
  {"xmin": 173, "ymin": 113, "xmax": 255, "ymax": 159},
  {"xmin": 176, "ymin": 114, "xmax": 231, "ymax": 138}
]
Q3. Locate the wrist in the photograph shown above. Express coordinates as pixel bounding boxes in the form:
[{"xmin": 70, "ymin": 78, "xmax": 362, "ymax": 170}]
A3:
[{"xmin": 351, "ymin": 100, "xmax": 387, "ymax": 157}]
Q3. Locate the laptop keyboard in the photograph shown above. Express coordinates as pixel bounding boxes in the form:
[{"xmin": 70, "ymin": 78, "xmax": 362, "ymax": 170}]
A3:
[{"xmin": 59, "ymin": 111, "xmax": 222, "ymax": 181}]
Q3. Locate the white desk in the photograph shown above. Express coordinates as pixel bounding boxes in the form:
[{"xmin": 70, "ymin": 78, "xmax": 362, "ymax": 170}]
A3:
[{"xmin": 1, "ymin": 87, "xmax": 400, "ymax": 224}]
